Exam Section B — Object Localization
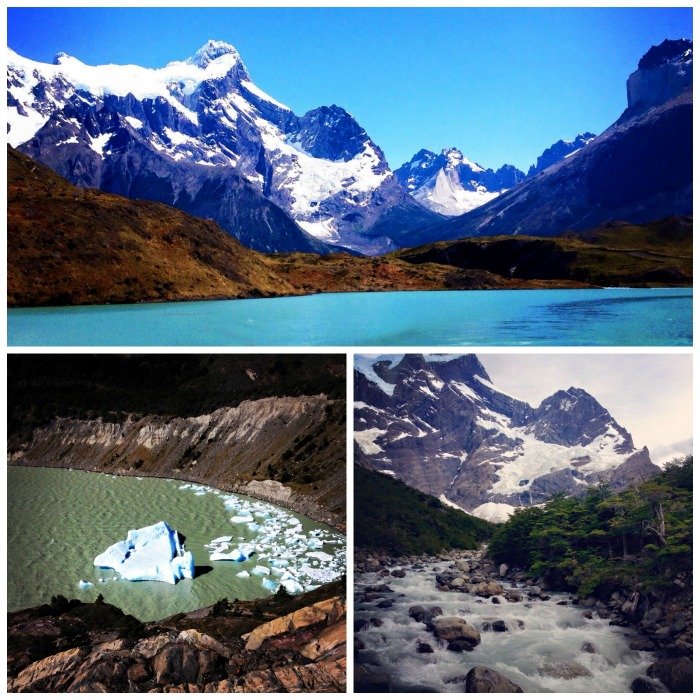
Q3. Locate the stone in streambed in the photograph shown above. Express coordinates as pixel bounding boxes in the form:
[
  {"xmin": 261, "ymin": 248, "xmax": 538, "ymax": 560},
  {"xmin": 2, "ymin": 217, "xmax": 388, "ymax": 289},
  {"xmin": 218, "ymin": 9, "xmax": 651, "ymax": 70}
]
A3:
[
  {"xmin": 433, "ymin": 617, "xmax": 481, "ymax": 647},
  {"xmin": 465, "ymin": 665, "xmax": 523, "ymax": 693},
  {"xmin": 539, "ymin": 661, "xmax": 592, "ymax": 679}
]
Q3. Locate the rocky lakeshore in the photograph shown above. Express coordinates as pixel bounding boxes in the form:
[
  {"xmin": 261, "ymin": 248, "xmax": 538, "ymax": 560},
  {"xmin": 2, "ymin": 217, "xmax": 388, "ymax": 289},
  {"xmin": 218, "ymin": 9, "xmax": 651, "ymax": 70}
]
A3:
[
  {"xmin": 8, "ymin": 580, "xmax": 346, "ymax": 693},
  {"xmin": 354, "ymin": 547, "xmax": 692, "ymax": 693}
]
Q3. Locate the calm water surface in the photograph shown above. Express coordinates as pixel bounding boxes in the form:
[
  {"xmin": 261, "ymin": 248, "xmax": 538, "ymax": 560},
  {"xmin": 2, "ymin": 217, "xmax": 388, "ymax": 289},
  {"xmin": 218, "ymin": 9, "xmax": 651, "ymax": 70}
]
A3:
[
  {"xmin": 8, "ymin": 466, "xmax": 345, "ymax": 621},
  {"xmin": 7, "ymin": 288, "xmax": 692, "ymax": 346}
]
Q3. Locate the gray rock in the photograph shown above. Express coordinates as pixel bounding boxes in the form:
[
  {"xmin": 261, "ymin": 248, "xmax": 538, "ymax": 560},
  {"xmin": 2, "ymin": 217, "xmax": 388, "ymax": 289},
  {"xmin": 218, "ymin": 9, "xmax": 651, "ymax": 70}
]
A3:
[
  {"xmin": 465, "ymin": 665, "xmax": 524, "ymax": 693},
  {"xmin": 433, "ymin": 617, "xmax": 481, "ymax": 647},
  {"xmin": 539, "ymin": 661, "xmax": 593, "ymax": 679}
]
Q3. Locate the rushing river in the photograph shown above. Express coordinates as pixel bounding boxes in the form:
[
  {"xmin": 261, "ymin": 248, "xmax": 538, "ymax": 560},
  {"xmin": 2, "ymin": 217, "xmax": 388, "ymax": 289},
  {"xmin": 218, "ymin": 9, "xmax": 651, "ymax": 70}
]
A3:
[
  {"xmin": 7, "ymin": 288, "xmax": 691, "ymax": 346},
  {"xmin": 355, "ymin": 564, "xmax": 654, "ymax": 693},
  {"xmin": 8, "ymin": 466, "xmax": 345, "ymax": 622}
]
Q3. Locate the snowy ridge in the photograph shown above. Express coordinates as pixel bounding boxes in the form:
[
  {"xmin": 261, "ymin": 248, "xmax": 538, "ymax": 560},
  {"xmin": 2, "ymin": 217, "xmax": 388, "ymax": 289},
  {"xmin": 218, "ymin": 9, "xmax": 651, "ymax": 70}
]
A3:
[
  {"xmin": 354, "ymin": 354, "xmax": 657, "ymax": 522},
  {"xmin": 7, "ymin": 41, "xmax": 425, "ymax": 253}
]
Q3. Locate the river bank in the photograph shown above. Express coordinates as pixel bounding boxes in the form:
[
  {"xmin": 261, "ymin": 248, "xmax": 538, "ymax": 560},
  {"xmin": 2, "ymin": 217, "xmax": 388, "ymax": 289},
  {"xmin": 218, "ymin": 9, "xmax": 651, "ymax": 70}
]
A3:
[{"xmin": 354, "ymin": 547, "xmax": 692, "ymax": 692}]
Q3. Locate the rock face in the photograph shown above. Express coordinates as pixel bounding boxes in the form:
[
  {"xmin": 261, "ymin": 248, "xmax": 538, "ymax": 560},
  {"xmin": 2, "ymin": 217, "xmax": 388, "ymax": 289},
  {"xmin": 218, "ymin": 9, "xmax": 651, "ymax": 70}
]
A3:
[
  {"xmin": 394, "ymin": 148, "xmax": 525, "ymax": 216},
  {"xmin": 401, "ymin": 40, "xmax": 692, "ymax": 246},
  {"xmin": 627, "ymin": 39, "xmax": 693, "ymax": 113},
  {"xmin": 355, "ymin": 354, "xmax": 658, "ymax": 520},
  {"xmin": 7, "ymin": 584, "xmax": 346, "ymax": 692},
  {"xmin": 7, "ymin": 41, "xmax": 440, "ymax": 254},
  {"xmin": 10, "ymin": 394, "xmax": 345, "ymax": 529},
  {"xmin": 465, "ymin": 665, "xmax": 524, "ymax": 693}
]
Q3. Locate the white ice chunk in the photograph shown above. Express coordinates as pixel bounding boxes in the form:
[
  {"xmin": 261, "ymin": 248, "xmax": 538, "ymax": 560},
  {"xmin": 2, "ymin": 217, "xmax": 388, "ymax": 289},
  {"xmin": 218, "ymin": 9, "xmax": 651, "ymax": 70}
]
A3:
[{"xmin": 94, "ymin": 521, "xmax": 195, "ymax": 584}]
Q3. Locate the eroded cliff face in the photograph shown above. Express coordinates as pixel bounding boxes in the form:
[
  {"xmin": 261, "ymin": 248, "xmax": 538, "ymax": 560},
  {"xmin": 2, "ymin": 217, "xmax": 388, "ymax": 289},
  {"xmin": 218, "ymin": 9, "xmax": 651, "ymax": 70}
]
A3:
[{"xmin": 9, "ymin": 395, "xmax": 345, "ymax": 530}]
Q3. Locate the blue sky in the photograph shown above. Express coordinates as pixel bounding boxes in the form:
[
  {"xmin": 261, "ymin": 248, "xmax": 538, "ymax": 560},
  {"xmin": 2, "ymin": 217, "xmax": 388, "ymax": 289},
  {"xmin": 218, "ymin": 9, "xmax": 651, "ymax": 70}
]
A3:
[{"xmin": 7, "ymin": 6, "xmax": 692, "ymax": 171}]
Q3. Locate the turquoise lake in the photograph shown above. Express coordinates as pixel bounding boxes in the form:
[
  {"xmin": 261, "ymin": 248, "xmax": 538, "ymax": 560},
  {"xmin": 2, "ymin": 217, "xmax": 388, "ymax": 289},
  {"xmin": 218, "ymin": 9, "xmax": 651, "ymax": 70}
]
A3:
[
  {"xmin": 7, "ymin": 288, "xmax": 692, "ymax": 346},
  {"xmin": 8, "ymin": 466, "xmax": 345, "ymax": 622}
]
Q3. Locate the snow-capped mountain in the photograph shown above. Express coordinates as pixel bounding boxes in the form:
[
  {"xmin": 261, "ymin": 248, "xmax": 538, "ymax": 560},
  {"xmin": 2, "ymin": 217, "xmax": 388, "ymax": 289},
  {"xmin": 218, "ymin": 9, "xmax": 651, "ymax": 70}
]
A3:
[
  {"xmin": 395, "ymin": 148, "xmax": 525, "ymax": 216},
  {"xmin": 526, "ymin": 132, "xmax": 597, "ymax": 177},
  {"xmin": 354, "ymin": 354, "xmax": 659, "ymax": 523},
  {"xmin": 401, "ymin": 39, "xmax": 692, "ymax": 245},
  {"xmin": 7, "ymin": 40, "xmax": 439, "ymax": 254}
]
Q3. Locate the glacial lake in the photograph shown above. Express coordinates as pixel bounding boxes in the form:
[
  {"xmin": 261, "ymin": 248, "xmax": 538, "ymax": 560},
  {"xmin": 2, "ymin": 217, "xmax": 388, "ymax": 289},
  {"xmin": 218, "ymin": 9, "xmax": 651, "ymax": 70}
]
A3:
[
  {"xmin": 7, "ymin": 287, "xmax": 692, "ymax": 346},
  {"xmin": 8, "ymin": 466, "xmax": 345, "ymax": 622}
]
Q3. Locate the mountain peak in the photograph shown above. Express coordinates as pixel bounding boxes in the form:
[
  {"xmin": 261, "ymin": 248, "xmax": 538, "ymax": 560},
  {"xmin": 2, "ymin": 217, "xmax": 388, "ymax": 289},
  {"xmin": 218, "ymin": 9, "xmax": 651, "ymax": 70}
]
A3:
[
  {"xmin": 187, "ymin": 40, "xmax": 242, "ymax": 68},
  {"xmin": 638, "ymin": 38, "xmax": 693, "ymax": 70}
]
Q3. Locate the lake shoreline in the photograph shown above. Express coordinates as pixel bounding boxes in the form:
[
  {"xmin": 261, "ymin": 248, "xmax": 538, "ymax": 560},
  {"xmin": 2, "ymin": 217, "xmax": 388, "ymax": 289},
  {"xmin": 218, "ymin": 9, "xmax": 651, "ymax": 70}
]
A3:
[
  {"xmin": 8, "ymin": 461, "xmax": 345, "ymax": 533},
  {"xmin": 7, "ymin": 283, "xmax": 692, "ymax": 310}
]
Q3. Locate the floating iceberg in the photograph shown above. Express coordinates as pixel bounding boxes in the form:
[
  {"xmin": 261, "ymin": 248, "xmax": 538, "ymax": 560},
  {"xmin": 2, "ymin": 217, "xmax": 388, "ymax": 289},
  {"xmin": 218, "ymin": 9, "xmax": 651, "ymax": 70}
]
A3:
[
  {"xmin": 252, "ymin": 565, "xmax": 270, "ymax": 576},
  {"xmin": 236, "ymin": 570, "xmax": 251, "ymax": 578},
  {"xmin": 210, "ymin": 548, "xmax": 246, "ymax": 562},
  {"xmin": 78, "ymin": 580, "xmax": 93, "ymax": 589},
  {"xmin": 231, "ymin": 515, "xmax": 254, "ymax": 524},
  {"xmin": 94, "ymin": 521, "xmax": 195, "ymax": 585}
]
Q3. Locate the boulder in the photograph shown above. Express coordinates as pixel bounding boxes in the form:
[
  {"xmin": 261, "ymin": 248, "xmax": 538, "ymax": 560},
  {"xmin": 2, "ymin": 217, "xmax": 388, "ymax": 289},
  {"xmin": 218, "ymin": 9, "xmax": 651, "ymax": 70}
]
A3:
[
  {"xmin": 433, "ymin": 617, "xmax": 481, "ymax": 647},
  {"xmin": 416, "ymin": 642, "xmax": 434, "ymax": 654},
  {"xmin": 499, "ymin": 564, "xmax": 509, "ymax": 576},
  {"xmin": 9, "ymin": 647, "xmax": 87, "ymax": 692},
  {"xmin": 299, "ymin": 621, "xmax": 346, "ymax": 660},
  {"xmin": 152, "ymin": 643, "xmax": 200, "ymax": 685},
  {"xmin": 177, "ymin": 629, "xmax": 232, "ymax": 659},
  {"xmin": 504, "ymin": 590, "xmax": 523, "ymax": 603},
  {"xmin": 465, "ymin": 665, "xmax": 523, "ymax": 693},
  {"xmin": 646, "ymin": 656, "xmax": 692, "ymax": 692},
  {"xmin": 631, "ymin": 677, "xmax": 660, "ymax": 692},
  {"xmin": 244, "ymin": 597, "xmax": 344, "ymax": 651},
  {"xmin": 539, "ymin": 661, "xmax": 592, "ymax": 679},
  {"xmin": 580, "ymin": 642, "xmax": 597, "ymax": 654},
  {"xmin": 133, "ymin": 633, "xmax": 176, "ymax": 660}
]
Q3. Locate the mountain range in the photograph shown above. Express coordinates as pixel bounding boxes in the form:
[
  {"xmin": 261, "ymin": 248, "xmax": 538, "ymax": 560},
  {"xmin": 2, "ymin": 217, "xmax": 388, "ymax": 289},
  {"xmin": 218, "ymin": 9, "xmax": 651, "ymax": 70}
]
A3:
[
  {"xmin": 354, "ymin": 354, "xmax": 660, "ymax": 522},
  {"xmin": 403, "ymin": 38, "xmax": 692, "ymax": 246},
  {"xmin": 7, "ymin": 38, "xmax": 692, "ymax": 255}
]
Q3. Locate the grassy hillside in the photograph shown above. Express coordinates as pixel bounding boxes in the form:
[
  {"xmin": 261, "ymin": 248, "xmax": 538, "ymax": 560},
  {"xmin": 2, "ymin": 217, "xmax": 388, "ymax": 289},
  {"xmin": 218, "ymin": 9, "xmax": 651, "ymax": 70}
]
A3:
[
  {"xmin": 8, "ymin": 146, "xmax": 691, "ymax": 308},
  {"xmin": 395, "ymin": 218, "xmax": 692, "ymax": 287},
  {"xmin": 354, "ymin": 466, "xmax": 495, "ymax": 555}
]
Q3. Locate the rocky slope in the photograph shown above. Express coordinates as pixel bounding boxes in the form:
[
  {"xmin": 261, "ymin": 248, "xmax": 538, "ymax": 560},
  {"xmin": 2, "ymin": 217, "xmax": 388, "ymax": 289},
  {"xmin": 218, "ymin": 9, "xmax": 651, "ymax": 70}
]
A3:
[
  {"xmin": 8, "ymin": 40, "xmax": 440, "ymax": 254},
  {"xmin": 8, "ymin": 146, "xmax": 690, "ymax": 308},
  {"xmin": 354, "ymin": 354, "xmax": 659, "ymax": 521},
  {"xmin": 404, "ymin": 40, "xmax": 692, "ymax": 246},
  {"xmin": 526, "ymin": 132, "xmax": 597, "ymax": 177},
  {"xmin": 8, "ymin": 355, "xmax": 346, "ymax": 529},
  {"xmin": 8, "ymin": 580, "xmax": 346, "ymax": 692}
]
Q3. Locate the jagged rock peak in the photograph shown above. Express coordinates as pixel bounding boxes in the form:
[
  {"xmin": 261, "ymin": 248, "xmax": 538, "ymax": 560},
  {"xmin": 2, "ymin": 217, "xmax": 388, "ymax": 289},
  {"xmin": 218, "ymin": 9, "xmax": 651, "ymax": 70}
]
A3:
[
  {"xmin": 638, "ymin": 38, "xmax": 693, "ymax": 70},
  {"xmin": 626, "ymin": 38, "xmax": 693, "ymax": 111},
  {"xmin": 186, "ymin": 40, "xmax": 243, "ymax": 68}
]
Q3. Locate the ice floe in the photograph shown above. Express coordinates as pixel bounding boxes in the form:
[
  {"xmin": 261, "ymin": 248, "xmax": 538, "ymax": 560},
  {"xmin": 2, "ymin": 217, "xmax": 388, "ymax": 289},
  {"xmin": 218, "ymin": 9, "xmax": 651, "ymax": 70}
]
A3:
[
  {"xmin": 198, "ymin": 489, "xmax": 346, "ymax": 596},
  {"xmin": 94, "ymin": 521, "xmax": 195, "ymax": 584}
]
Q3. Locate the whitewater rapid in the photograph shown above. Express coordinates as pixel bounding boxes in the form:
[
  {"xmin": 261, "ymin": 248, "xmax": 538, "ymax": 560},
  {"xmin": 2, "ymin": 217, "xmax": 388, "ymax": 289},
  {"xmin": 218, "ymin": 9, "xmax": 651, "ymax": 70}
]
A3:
[{"xmin": 355, "ymin": 563, "xmax": 655, "ymax": 692}]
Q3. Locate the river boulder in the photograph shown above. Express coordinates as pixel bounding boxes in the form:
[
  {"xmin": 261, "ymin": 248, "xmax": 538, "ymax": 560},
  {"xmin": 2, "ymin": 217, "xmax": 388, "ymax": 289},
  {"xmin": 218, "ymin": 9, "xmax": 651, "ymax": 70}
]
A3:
[
  {"xmin": 646, "ymin": 656, "xmax": 692, "ymax": 692},
  {"xmin": 465, "ymin": 665, "xmax": 523, "ymax": 692},
  {"xmin": 433, "ymin": 617, "xmax": 481, "ymax": 647},
  {"xmin": 539, "ymin": 660, "xmax": 592, "ymax": 679}
]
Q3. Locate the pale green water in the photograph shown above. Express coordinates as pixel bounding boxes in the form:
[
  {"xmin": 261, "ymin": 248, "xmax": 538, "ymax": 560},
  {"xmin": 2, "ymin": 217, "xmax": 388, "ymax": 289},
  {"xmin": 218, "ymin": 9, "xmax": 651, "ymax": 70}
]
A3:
[{"xmin": 8, "ymin": 466, "xmax": 345, "ymax": 621}]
